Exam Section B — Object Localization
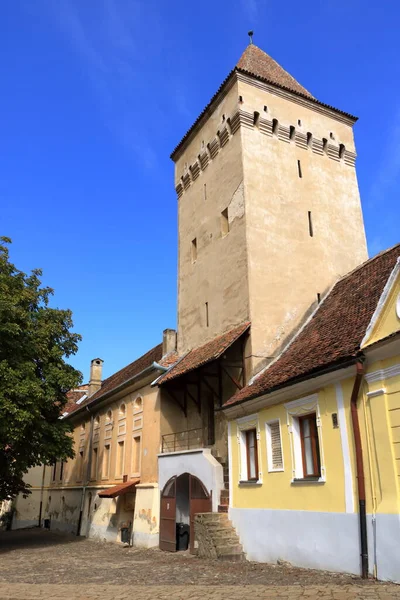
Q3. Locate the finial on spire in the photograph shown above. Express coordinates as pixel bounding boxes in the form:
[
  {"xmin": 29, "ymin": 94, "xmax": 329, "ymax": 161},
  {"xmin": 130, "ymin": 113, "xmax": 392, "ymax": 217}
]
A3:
[{"xmin": 248, "ymin": 30, "xmax": 254, "ymax": 45}]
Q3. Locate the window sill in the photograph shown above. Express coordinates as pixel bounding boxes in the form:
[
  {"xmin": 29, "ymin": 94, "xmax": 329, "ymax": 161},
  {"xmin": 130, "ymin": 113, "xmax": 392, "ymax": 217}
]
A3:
[
  {"xmin": 291, "ymin": 477, "xmax": 325, "ymax": 485},
  {"xmin": 267, "ymin": 469, "xmax": 284, "ymax": 473},
  {"xmin": 239, "ymin": 480, "xmax": 262, "ymax": 486}
]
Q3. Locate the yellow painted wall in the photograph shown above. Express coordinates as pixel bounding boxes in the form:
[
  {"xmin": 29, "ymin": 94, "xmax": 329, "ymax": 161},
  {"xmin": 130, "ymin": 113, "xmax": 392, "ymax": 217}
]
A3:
[
  {"xmin": 363, "ymin": 273, "xmax": 400, "ymax": 347},
  {"xmin": 230, "ymin": 385, "xmax": 350, "ymax": 512}
]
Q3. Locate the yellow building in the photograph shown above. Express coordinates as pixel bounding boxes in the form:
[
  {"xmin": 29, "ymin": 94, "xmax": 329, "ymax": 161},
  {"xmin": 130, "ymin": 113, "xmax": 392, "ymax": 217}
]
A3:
[{"xmin": 224, "ymin": 245, "xmax": 400, "ymax": 581}]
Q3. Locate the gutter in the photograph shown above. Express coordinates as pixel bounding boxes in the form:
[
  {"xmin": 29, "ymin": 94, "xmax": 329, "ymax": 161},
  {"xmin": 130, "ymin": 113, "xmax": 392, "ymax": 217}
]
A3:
[{"xmin": 350, "ymin": 360, "xmax": 369, "ymax": 579}]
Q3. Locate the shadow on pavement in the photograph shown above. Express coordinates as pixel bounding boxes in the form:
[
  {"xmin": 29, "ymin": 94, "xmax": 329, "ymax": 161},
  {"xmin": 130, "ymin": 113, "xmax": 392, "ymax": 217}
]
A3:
[{"xmin": 0, "ymin": 527, "xmax": 86, "ymax": 553}]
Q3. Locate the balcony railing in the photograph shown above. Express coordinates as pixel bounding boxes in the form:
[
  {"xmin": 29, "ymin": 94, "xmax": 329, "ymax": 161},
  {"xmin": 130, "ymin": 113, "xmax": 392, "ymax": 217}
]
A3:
[{"xmin": 161, "ymin": 428, "xmax": 204, "ymax": 454}]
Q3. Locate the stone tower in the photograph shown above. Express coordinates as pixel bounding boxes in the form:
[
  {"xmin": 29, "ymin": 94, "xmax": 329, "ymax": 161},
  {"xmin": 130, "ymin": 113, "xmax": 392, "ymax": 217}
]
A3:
[{"xmin": 172, "ymin": 43, "xmax": 368, "ymax": 375}]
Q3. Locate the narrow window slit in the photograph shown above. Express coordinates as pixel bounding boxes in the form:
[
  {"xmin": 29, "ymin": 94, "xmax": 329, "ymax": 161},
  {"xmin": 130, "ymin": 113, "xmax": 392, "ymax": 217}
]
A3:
[
  {"xmin": 253, "ymin": 111, "xmax": 260, "ymax": 127},
  {"xmin": 317, "ymin": 293, "xmax": 321, "ymax": 304},
  {"xmin": 272, "ymin": 119, "xmax": 279, "ymax": 136},
  {"xmin": 191, "ymin": 238, "xmax": 197, "ymax": 263},
  {"xmin": 308, "ymin": 211, "xmax": 314, "ymax": 237},
  {"xmin": 290, "ymin": 125, "xmax": 296, "ymax": 141},
  {"xmin": 205, "ymin": 302, "xmax": 209, "ymax": 328},
  {"xmin": 307, "ymin": 132, "xmax": 313, "ymax": 148},
  {"xmin": 297, "ymin": 160, "xmax": 302, "ymax": 178}
]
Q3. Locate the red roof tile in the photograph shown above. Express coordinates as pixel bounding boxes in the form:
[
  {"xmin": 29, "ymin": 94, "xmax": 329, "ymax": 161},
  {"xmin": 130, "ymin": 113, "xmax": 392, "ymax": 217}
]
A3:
[
  {"xmin": 224, "ymin": 244, "xmax": 400, "ymax": 408},
  {"xmin": 63, "ymin": 385, "xmax": 89, "ymax": 415},
  {"xmin": 65, "ymin": 344, "xmax": 163, "ymax": 417},
  {"xmin": 98, "ymin": 479, "xmax": 140, "ymax": 498},
  {"xmin": 157, "ymin": 322, "xmax": 250, "ymax": 385},
  {"xmin": 237, "ymin": 44, "xmax": 313, "ymax": 99}
]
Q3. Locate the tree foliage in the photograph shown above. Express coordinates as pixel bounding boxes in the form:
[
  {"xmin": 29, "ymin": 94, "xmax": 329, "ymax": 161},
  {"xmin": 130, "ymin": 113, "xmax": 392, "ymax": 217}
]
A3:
[{"xmin": 0, "ymin": 238, "xmax": 82, "ymax": 501}]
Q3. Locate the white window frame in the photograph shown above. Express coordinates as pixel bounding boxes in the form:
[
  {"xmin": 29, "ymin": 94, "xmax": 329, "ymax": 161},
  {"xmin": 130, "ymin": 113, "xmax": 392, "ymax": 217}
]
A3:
[
  {"xmin": 265, "ymin": 419, "xmax": 284, "ymax": 472},
  {"xmin": 236, "ymin": 414, "xmax": 262, "ymax": 484},
  {"xmin": 285, "ymin": 394, "xmax": 326, "ymax": 483}
]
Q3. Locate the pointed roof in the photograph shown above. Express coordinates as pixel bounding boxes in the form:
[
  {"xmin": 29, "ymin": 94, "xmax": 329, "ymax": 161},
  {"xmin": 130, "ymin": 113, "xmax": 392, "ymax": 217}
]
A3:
[
  {"xmin": 224, "ymin": 243, "xmax": 400, "ymax": 409},
  {"xmin": 237, "ymin": 44, "xmax": 313, "ymax": 99}
]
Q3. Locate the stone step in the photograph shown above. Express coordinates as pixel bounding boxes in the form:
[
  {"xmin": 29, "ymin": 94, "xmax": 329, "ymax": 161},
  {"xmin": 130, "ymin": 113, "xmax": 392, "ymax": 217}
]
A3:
[
  {"xmin": 215, "ymin": 542, "xmax": 244, "ymax": 555},
  {"xmin": 210, "ymin": 531, "xmax": 238, "ymax": 544},
  {"xmin": 218, "ymin": 504, "xmax": 229, "ymax": 513},
  {"xmin": 196, "ymin": 512, "xmax": 228, "ymax": 522},
  {"xmin": 218, "ymin": 552, "xmax": 245, "ymax": 562}
]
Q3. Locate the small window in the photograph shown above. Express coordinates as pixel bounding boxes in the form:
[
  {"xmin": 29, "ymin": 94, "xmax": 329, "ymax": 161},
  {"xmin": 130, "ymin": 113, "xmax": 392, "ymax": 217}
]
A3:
[
  {"xmin": 203, "ymin": 183, "xmax": 207, "ymax": 201},
  {"xmin": 317, "ymin": 293, "xmax": 321, "ymax": 304},
  {"xmin": 272, "ymin": 119, "xmax": 279, "ymax": 136},
  {"xmin": 78, "ymin": 450, "xmax": 84, "ymax": 481},
  {"xmin": 102, "ymin": 444, "xmax": 111, "ymax": 479},
  {"xmin": 253, "ymin": 111, "xmax": 260, "ymax": 127},
  {"xmin": 339, "ymin": 143, "xmax": 345, "ymax": 160},
  {"xmin": 222, "ymin": 114, "xmax": 225, "ymax": 122},
  {"xmin": 205, "ymin": 302, "xmax": 209, "ymax": 328},
  {"xmin": 133, "ymin": 396, "xmax": 143, "ymax": 414},
  {"xmin": 191, "ymin": 238, "xmax": 197, "ymax": 263},
  {"xmin": 91, "ymin": 447, "xmax": 98, "ymax": 480},
  {"xmin": 132, "ymin": 435, "xmax": 141, "ymax": 475},
  {"xmin": 106, "ymin": 410, "xmax": 112, "ymax": 423},
  {"xmin": 307, "ymin": 132, "xmax": 313, "ymax": 148},
  {"xmin": 289, "ymin": 125, "xmax": 295, "ymax": 141},
  {"xmin": 117, "ymin": 440, "xmax": 125, "ymax": 476},
  {"xmin": 322, "ymin": 138, "xmax": 328, "ymax": 154},
  {"xmin": 221, "ymin": 208, "xmax": 229, "ymax": 237},
  {"xmin": 238, "ymin": 95, "xmax": 243, "ymax": 103},
  {"xmin": 245, "ymin": 429, "xmax": 259, "ymax": 481},
  {"xmin": 266, "ymin": 421, "xmax": 283, "ymax": 472},
  {"xmin": 297, "ymin": 160, "xmax": 302, "ymax": 178},
  {"xmin": 263, "ymin": 105, "xmax": 268, "ymax": 112},
  {"xmin": 330, "ymin": 132, "xmax": 335, "ymax": 140},
  {"xmin": 308, "ymin": 211, "xmax": 313, "ymax": 237},
  {"xmin": 298, "ymin": 119, "xmax": 302, "ymax": 126},
  {"xmin": 119, "ymin": 403, "xmax": 126, "ymax": 417},
  {"xmin": 299, "ymin": 414, "xmax": 321, "ymax": 478}
]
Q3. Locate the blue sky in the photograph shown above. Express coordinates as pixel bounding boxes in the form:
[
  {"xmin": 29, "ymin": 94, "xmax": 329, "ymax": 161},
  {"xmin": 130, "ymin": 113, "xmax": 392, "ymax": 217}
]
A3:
[{"xmin": 2, "ymin": 1, "xmax": 399, "ymax": 381}]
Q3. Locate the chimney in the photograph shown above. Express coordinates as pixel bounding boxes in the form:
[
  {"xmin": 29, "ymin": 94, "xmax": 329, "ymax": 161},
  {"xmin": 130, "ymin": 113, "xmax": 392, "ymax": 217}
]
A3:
[
  {"xmin": 162, "ymin": 329, "xmax": 177, "ymax": 357},
  {"xmin": 88, "ymin": 358, "xmax": 103, "ymax": 397}
]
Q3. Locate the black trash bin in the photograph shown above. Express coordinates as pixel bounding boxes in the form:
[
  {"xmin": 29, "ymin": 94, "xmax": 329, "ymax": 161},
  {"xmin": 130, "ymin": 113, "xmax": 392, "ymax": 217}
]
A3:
[
  {"xmin": 120, "ymin": 527, "xmax": 131, "ymax": 545},
  {"xmin": 176, "ymin": 523, "xmax": 190, "ymax": 551}
]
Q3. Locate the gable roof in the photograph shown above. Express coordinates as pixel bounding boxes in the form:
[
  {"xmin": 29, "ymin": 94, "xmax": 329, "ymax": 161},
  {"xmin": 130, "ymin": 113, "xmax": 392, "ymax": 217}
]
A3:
[
  {"xmin": 156, "ymin": 322, "xmax": 250, "ymax": 386},
  {"xmin": 237, "ymin": 44, "xmax": 313, "ymax": 99},
  {"xmin": 224, "ymin": 244, "xmax": 400, "ymax": 408},
  {"xmin": 64, "ymin": 344, "xmax": 163, "ymax": 417}
]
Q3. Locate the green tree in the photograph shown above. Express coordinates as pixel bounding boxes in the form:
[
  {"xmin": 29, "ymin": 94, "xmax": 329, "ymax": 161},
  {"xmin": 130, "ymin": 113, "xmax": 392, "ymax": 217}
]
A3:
[{"xmin": 0, "ymin": 237, "xmax": 82, "ymax": 501}]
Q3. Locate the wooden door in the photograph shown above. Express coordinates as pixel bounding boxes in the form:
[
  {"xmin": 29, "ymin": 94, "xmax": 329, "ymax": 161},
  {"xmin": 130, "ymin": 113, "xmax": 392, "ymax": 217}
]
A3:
[
  {"xmin": 189, "ymin": 475, "xmax": 212, "ymax": 554},
  {"xmin": 159, "ymin": 477, "xmax": 177, "ymax": 552}
]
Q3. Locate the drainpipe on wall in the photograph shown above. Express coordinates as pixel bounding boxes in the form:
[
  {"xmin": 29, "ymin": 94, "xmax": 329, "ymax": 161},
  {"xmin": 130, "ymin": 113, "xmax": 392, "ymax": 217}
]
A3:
[
  {"xmin": 38, "ymin": 463, "xmax": 46, "ymax": 527},
  {"xmin": 362, "ymin": 385, "xmax": 378, "ymax": 579},
  {"xmin": 350, "ymin": 360, "xmax": 368, "ymax": 579},
  {"xmin": 77, "ymin": 407, "xmax": 94, "ymax": 536}
]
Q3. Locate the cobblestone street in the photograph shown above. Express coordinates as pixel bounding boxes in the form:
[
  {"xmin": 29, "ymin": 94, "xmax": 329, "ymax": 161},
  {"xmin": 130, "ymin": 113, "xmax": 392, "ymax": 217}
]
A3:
[{"xmin": 0, "ymin": 529, "xmax": 399, "ymax": 599}]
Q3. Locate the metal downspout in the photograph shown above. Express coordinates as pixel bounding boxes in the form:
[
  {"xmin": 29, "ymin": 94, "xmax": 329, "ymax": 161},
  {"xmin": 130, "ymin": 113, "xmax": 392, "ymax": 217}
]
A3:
[
  {"xmin": 77, "ymin": 407, "xmax": 94, "ymax": 536},
  {"xmin": 362, "ymin": 384, "xmax": 378, "ymax": 578},
  {"xmin": 38, "ymin": 464, "xmax": 46, "ymax": 527},
  {"xmin": 350, "ymin": 360, "xmax": 369, "ymax": 578}
]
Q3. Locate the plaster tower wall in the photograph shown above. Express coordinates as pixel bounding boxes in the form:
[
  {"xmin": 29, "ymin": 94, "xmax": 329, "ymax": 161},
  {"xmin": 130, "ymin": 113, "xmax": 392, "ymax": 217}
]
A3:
[
  {"xmin": 175, "ymin": 81, "xmax": 250, "ymax": 355},
  {"xmin": 237, "ymin": 76, "xmax": 368, "ymax": 372}
]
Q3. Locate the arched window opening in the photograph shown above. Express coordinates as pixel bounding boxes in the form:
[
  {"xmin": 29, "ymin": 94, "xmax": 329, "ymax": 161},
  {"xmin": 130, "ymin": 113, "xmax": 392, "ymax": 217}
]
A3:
[
  {"xmin": 307, "ymin": 132, "xmax": 313, "ymax": 148},
  {"xmin": 272, "ymin": 119, "xmax": 279, "ymax": 136},
  {"xmin": 253, "ymin": 111, "xmax": 260, "ymax": 128},
  {"xmin": 322, "ymin": 138, "xmax": 328, "ymax": 154},
  {"xmin": 133, "ymin": 396, "xmax": 143, "ymax": 414},
  {"xmin": 289, "ymin": 125, "xmax": 296, "ymax": 141},
  {"xmin": 339, "ymin": 143, "xmax": 345, "ymax": 159},
  {"xmin": 119, "ymin": 403, "xmax": 126, "ymax": 417}
]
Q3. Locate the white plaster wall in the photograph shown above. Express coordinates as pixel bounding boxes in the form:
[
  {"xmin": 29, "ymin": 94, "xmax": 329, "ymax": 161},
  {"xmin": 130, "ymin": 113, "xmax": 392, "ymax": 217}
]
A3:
[
  {"xmin": 133, "ymin": 483, "xmax": 160, "ymax": 548},
  {"xmin": 230, "ymin": 508, "xmax": 377, "ymax": 577},
  {"xmin": 375, "ymin": 514, "xmax": 400, "ymax": 582},
  {"xmin": 158, "ymin": 449, "xmax": 223, "ymax": 512}
]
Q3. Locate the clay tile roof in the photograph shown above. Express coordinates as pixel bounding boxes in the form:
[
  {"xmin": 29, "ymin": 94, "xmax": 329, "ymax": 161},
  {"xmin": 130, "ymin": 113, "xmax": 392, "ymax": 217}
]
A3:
[
  {"xmin": 237, "ymin": 44, "xmax": 313, "ymax": 99},
  {"xmin": 98, "ymin": 479, "xmax": 140, "ymax": 498},
  {"xmin": 157, "ymin": 322, "xmax": 250, "ymax": 385},
  {"xmin": 224, "ymin": 244, "xmax": 400, "ymax": 408},
  {"xmin": 65, "ymin": 344, "xmax": 163, "ymax": 417},
  {"xmin": 63, "ymin": 385, "xmax": 89, "ymax": 415}
]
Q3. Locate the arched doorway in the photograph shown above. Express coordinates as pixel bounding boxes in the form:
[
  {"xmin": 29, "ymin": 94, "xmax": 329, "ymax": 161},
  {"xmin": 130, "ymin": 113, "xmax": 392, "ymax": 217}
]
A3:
[{"xmin": 159, "ymin": 473, "xmax": 212, "ymax": 553}]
